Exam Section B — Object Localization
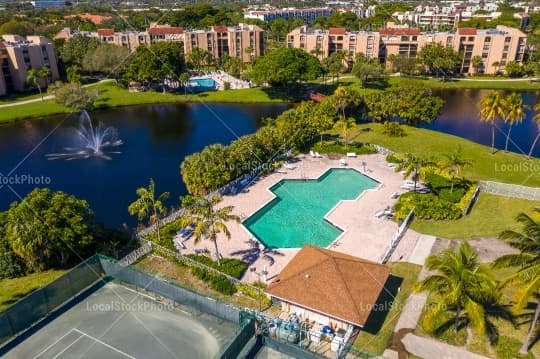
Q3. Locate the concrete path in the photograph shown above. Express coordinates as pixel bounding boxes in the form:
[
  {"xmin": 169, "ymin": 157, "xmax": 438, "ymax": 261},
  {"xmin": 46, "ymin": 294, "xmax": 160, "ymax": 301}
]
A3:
[
  {"xmin": 402, "ymin": 333, "xmax": 490, "ymax": 359},
  {"xmin": 394, "ymin": 293, "xmax": 429, "ymax": 333},
  {"xmin": 407, "ymin": 235, "xmax": 437, "ymax": 265},
  {"xmin": 0, "ymin": 79, "xmax": 114, "ymax": 108}
]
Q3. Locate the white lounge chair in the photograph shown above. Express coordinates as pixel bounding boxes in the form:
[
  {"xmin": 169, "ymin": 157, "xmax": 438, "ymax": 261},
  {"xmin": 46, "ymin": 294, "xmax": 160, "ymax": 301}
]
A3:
[
  {"xmin": 374, "ymin": 210, "xmax": 385, "ymax": 218},
  {"xmin": 284, "ymin": 162, "xmax": 297, "ymax": 170},
  {"xmin": 391, "ymin": 192, "xmax": 400, "ymax": 199},
  {"xmin": 340, "ymin": 159, "xmax": 347, "ymax": 166},
  {"xmin": 346, "ymin": 152, "xmax": 357, "ymax": 157},
  {"xmin": 309, "ymin": 150, "xmax": 316, "ymax": 157},
  {"xmin": 315, "ymin": 152, "xmax": 322, "ymax": 158}
]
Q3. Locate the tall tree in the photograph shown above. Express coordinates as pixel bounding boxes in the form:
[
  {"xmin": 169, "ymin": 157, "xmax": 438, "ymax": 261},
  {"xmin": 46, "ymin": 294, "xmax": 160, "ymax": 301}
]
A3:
[
  {"xmin": 82, "ymin": 44, "xmax": 130, "ymax": 77},
  {"xmin": 48, "ymin": 81, "xmax": 98, "ymax": 112},
  {"xmin": 180, "ymin": 195, "xmax": 240, "ymax": 266},
  {"xmin": 333, "ymin": 117, "xmax": 356, "ymax": 150},
  {"xmin": 26, "ymin": 67, "xmax": 51, "ymax": 101},
  {"xmin": 395, "ymin": 153, "xmax": 435, "ymax": 192},
  {"xmin": 528, "ymin": 103, "xmax": 540, "ymax": 159},
  {"xmin": 493, "ymin": 208, "xmax": 540, "ymax": 354},
  {"xmin": 5, "ymin": 188, "xmax": 94, "ymax": 271},
  {"xmin": 502, "ymin": 93, "xmax": 527, "ymax": 153},
  {"xmin": 416, "ymin": 242, "xmax": 511, "ymax": 342},
  {"xmin": 471, "ymin": 55, "xmax": 484, "ymax": 74},
  {"xmin": 126, "ymin": 42, "xmax": 185, "ymax": 84},
  {"xmin": 186, "ymin": 47, "xmax": 212, "ymax": 71},
  {"xmin": 60, "ymin": 34, "xmax": 100, "ymax": 67},
  {"xmin": 439, "ymin": 145, "xmax": 473, "ymax": 193},
  {"xmin": 479, "ymin": 90, "xmax": 504, "ymax": 154},
  {"xmin": 329, "ymin": 86, "xmax": 362, "ymax": 119},
  {"xmin": 417, "ymin": 43, "xmax": 461, "ymax": 77},
  {"xmin": 128, "ymin": 179, "xmax": 170, "ymax": 244}
]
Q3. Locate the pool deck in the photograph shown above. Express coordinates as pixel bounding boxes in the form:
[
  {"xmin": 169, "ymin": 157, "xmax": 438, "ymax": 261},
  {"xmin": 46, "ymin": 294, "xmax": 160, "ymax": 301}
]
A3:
[{"xmin": 181, "ymin": 153, "xmax": 420, "ymax": 283}]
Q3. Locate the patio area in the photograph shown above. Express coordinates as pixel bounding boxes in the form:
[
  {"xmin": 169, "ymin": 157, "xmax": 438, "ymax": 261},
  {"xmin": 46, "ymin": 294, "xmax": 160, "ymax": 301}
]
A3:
[{"xmin": 179, "ymin": 153, "xmax": 421, "ymax": 283}]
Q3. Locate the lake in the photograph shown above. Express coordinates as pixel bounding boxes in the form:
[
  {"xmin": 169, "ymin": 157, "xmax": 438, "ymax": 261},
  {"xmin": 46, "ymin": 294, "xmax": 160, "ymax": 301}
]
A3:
[
  {"xmin": 0, "ymin": 103, "xmax": 289, "ymax": 227},
  {"xmin": 0, "ymin": 90, "xmax": 538, "ymax": 227}
]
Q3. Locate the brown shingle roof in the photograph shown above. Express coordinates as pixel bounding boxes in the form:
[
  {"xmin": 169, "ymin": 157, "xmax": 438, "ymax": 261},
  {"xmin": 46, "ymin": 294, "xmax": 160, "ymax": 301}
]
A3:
[
  {"xmin": 265, "ymin": 246, "xmax": 391, "ymax": 327},
  {"xmin": 329, "ymin": 27, "xmax": 346, "ymax": 35},
  {"xmin": 65, "ymin": 13, "xmax": 112, "ymax": 25},
  {"xmin": 148, "ymin": 26, "xmax": 184, "ymax": 35},
  {"xmin": 458, "ymin": 27, "xmax": 477, "ymax": 35},
  {"xmin": 97, "ymin": 28, "xmax": 114, "ymax": 36},
  {"xmin": 212, "ymin": 25, "xmax": 228, "ymax": 33}
]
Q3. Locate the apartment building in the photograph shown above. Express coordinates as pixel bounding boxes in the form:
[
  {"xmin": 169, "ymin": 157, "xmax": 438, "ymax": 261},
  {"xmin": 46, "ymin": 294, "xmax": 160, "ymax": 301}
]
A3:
[
  {"xmin": 287, "ymin": 25, "xmax": 527, "ymax": 74},
  {"xmin": 244, "ymin": 7, "xmax": 333, "ymax": 24},
  {"xmin": 183, "ymin": 24, "xmax": 265, "ymax": 63},
  {"xmin": 0, "ymin": 35, "xmax": 59, "ymax": 95},
  {"xmin": 31, "ymin": 0, "xmax": 65, "ymax": 8},
  {"xmin": 56, "ymin": 23, "xmax": 265, "ymax": 63}
]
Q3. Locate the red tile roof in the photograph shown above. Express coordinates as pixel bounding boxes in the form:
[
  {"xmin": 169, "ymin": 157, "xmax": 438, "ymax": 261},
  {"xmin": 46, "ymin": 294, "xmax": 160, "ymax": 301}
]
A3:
[
  {"xmin": 265, "ymin": 246, "xmax": 391, "ymax": 327},
  {"xmin": 329, "ymin": 27, "xmax": 346, "ymax": 35},
  {"xmin": 148, "ymin": 27, "xmax": 184, "ymax": 35},
  {"xmin": 97, "ymin": 29, "xmax": 114, "ymax": 37},
  {"xmin": 458, "ymin": 27, "xmax": 477, "ymax": 35},
  {"xmin": 0, "ymin": 41, "xmax": 5, "ymax": 49},
  {"xmin": 379, "ymin": 27, "xmax": 420, "ymax": 36},
  {"xmin": 212, "ymin": 25, "xmax": 229, "ymax": 33}
]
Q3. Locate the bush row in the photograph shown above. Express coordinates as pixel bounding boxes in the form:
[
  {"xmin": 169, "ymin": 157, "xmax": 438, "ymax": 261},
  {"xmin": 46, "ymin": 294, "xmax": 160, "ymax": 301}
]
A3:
[
  {"xmin": 395, "ymin": 192, "xmax": 462, "ymax": 220},
  {"xmin": 311, "ymin": 140, "xmax": 377, "ymax": 155}
]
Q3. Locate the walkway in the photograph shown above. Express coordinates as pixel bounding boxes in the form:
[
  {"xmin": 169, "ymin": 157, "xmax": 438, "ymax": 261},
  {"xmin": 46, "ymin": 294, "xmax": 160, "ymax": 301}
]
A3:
[
  {"xmin": 0, "ymin": 79, "xmax": 114, "ymax": 108},
  {"xmin": 401, "ymin": 334, "xmax": 490, "ymax": 359}
]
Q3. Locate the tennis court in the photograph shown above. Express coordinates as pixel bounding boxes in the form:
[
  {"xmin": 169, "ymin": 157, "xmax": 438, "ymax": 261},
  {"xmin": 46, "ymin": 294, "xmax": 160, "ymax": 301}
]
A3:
[{"xmin": 5, "ymin": 282, "xmax": 237, "ymax": 359}]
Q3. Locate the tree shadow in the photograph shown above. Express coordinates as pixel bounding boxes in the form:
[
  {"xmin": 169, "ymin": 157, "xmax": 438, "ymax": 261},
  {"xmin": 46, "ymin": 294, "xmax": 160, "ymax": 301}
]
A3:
[
  {"xmin": 361, "ymin": 274, "xmax": 403, "ymax": 335},
  {"xmin": 0, "ymin": 290, "xmax": 36, "ymax": 308},
  {"xmin": 230, "ymin": 240, "xmax": 284, "ymax": 266}
]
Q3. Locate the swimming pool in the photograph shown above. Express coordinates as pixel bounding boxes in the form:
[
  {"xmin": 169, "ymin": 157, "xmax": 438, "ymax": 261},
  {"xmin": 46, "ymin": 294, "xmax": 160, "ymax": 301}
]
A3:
[
  {"xmin": 243, "ymin": 168, "xmax": 378, "ymax": 249},
  {"xmin": 188, "ymin": 77, "xmax": 217, "ymax": 89}
]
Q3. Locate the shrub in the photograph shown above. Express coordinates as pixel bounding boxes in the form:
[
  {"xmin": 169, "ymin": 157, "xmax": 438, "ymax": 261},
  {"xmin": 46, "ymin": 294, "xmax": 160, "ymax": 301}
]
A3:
[
  {"xmin": 456, "ymin": 184, "xmax": 479, "ymax": 215},
  {"xmin": 185, "ymin": 254, "xmax": 248, "ymax": 279},
  {"xmin": 425, "ymin": 173, "xmax": 471, "ymax": 203},
  {"xmin": 385, "ymin": 153, "xmax": 401, "ymax": 164},
  {"xmin": 395, "ymin": 192, "xmax": 462, "ymax": 220},
  {"xmin": 190, "ymin": 265, "xmax": 237, "ymax": 295},
  {"xmin": 312, "ymin": 140, "xmax": 377, "ymax": 155},
  {"xmin": 236, "ymin": 282, "xmax": 272, "ymax": 308},
  {"xmin": 223, "ymin": 81, "xmax": 231, "ymax": 90},
  {"xmin": 382, "ymin": 122, "xmax": 406, "ymax": 137}
]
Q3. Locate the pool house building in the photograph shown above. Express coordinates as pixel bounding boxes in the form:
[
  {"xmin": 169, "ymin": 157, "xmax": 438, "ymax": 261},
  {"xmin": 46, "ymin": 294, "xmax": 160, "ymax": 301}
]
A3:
[{"xmin": 265, "ymin": 245, "xmax": 391, "ymax": 331}]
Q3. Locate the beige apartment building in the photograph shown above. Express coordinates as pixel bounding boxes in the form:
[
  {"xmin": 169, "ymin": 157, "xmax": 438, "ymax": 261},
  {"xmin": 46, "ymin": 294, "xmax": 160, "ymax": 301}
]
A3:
[
  {"xmin": 287, "ymin": 25, "xmax": 527, "ymax": 74},
  {"xmin": 0, "ymin": 35, "xmax": 59, "ymax": 95},
  {"xmin": 56, "ymin": 23, "xmax": 265, "ymax": 63}
]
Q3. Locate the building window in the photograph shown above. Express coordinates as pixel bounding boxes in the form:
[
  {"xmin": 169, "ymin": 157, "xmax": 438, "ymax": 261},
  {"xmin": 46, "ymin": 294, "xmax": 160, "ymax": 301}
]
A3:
[
  {"xmin": 484, "ymin": 36, "xmax": 491, "ymax": 42},
  {"xmin": 401, "ymin": 36, "xmax": 408, "ymax": 41},
  {"xmin": 503, "ymin": 45, "xmax": 509, "ymax": 51},
  {"xmin": 505, "ymin": 36, "xmax": 511, "ymax": 42},
  {"xmin": 337, "ymin": 36, "xmax": 343, "ymax": 41},
  {"xmin": 468, "ymin": 36, "xmax": 475, "ymax": 41},
  {"xmin": 412, "ymin": 36, "xmax": 417, "ymax": 41},
  {"xmin": 502, "ymin": 53, "xmax": 508, "ymax": 59},
  {"xmin": 482, "ymin": 52, "xmax": 488, "ymax": 58}
]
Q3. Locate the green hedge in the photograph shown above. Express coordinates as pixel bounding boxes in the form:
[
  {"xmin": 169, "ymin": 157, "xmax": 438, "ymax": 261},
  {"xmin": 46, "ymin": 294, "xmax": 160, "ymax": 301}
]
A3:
[
  {"xmin": 236, "ymin": 282, "xmax": 272, "ymax": 308},
  {"xmin": 456, "ymin": 184, "xmax": 479, "ymax": 214},
  {"xmin": 395, "ymin": 192, "xmax": 462, "ymax": 220},
  {"xmin": 190, "ymin": 266, "xmax": 236, "ymax": 295},
  {"xmin": 185, "ymin": 254, "xmax": 248, "ymax": 279},
  {"xmin": 312, "ymin": 140, "xmax": 377, "ymax": 155}
]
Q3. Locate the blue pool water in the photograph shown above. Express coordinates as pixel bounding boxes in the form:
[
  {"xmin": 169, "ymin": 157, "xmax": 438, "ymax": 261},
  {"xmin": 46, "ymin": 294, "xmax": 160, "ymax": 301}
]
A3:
[
  {"xmin": 188, "ymin": 78, "xmax": 217, "ymax": 89},
  {"xmin": 243, "ymin": 168, "xmax": 378, "ymax": 249}
]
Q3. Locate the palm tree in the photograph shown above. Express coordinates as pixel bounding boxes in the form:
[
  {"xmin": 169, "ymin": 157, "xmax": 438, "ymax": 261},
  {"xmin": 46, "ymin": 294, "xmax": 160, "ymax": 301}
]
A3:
[
  {"xmin": 179, "ymin": 72, "xmax": 190, "ymax": 96},
  {"xmin": 479, "ymin": 90, "xmax": 504, "ymax": 154},
  {"xmin": 416, "ymin": 242, "xmax": 512, "ymax": 342},
  {"xmin": 128, "ymin": 179, "xmax": 170, "ymax": 243},
  {"xmin": 26, "ymin": 67, "xmax": 51, "ymax": 101},
  {"xmin": 493, "ymin": 208, "xmax": 540, "ymax": 354},
  {"xmin": 181, "ymin": 195, "xmax": 240, "ymax": 266},
  {"xmin": 471, "ymin": 56, "xmax": 484, "ymax": 74},
  {"xmin": 502, "ymin": 93, "xmax": 528, "ymax": 153},
  {"xmin": 439, "ymin": 145, "xmax": 473, "ymax": 193},
  {"xmin": 527, "ymin": 103, "xmax": 540, "ymax": 159},
  {"xmin": 333, "ymin": 117, "xmax": 356, "ymax": 150},
  {"xmin": 492, "ymin": 61, "xmax": 501, "ymax": 74},
  {"xmin": 395, "ymin": 153, "xmax": 435, "ymax": 192}
]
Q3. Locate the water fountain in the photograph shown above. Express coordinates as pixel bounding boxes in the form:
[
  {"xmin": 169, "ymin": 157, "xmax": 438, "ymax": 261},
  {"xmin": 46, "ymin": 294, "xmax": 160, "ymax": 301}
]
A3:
[{"xmin": 46, "ymin": 110, "xmax": 123, "ymax": 160}]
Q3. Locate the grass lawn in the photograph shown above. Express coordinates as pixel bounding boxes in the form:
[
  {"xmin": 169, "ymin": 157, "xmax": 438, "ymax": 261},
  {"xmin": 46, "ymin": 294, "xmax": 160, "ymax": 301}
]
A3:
[
  {"xmin": 0, "ymin": 270, "xmax": 66, "ymax": 311},
  {"xmin": 135, "ymin": 253, "xmax": 278, "ymax": 314},
  {"xmin": 387, "ymin": 76, "xmax": 540, "ymax": 90},
  {"xmin": 0, "ymin": 91, "xmax": 44, "ymax": 104},
  {"xmin": 0, "ymin": 82, "xmax": 292, "ymax": 123},
  {"xmin": 347, "ymin": 123, "xmax": 540, "ymax": 187},
  {"xmin": 411, "ymin": 194, "xmax": 540, "ymax": 239},
  {"xmin": 416, "ymin": 265, "xmax": 539, "ymax": 359},
  {"xmin": 353, "ymin": 262, "xmax": 421, "ymax": 354}
]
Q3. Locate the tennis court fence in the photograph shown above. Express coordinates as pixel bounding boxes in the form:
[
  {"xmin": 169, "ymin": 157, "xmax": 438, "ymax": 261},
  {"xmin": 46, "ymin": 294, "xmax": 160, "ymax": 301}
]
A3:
[{"xmin": 0, "ymin": 255, "xmax": 104, "ymax": 347}]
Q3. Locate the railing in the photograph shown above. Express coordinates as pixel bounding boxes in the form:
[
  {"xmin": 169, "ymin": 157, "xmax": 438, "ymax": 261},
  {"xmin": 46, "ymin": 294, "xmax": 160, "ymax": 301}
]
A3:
[
  {"xmin": 462, "ymin": 185, "xmax": 480, "ymax": 216},
  {"xmin": 380, "ymin": 208, "xmax": 414, "ymax": 264},
  {"xmin": 118, "ymin": 241, "xmax": 152, "ymax": 266}
]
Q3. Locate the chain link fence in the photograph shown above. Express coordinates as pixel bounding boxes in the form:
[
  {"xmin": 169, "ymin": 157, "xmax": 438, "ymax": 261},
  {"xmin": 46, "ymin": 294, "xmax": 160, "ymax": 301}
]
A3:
[
  {"xmin": 0, "ymin": 256, "xmax": 103, "ymax": 346},
  {"xmin": 98, "ymin": 255, "xmax": 241, "ymax": 324},
  {"xmin": 479, "ymin": 180, "xmax": 540, "ymax": 201}
]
